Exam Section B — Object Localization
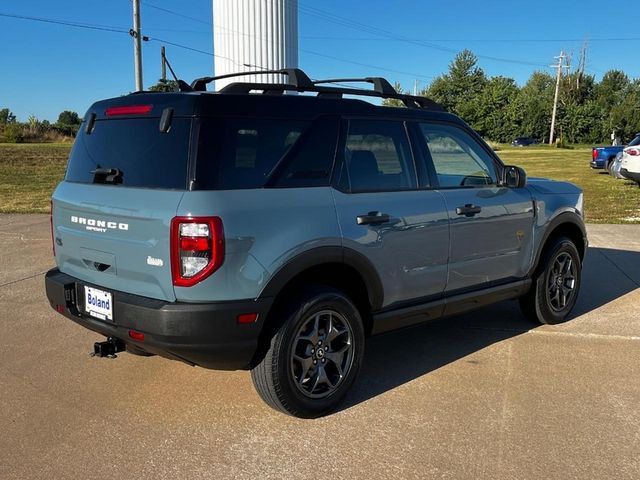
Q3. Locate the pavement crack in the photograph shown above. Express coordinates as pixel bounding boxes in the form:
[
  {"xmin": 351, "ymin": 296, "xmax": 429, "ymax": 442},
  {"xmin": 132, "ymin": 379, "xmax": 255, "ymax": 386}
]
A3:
[
  {"xmin": 0, "ymin": 271, "xmax": 48, "ymax": 288},
  {"xmin": 595, "ymin": 248, "xmax": 640, "ymax": 288}
]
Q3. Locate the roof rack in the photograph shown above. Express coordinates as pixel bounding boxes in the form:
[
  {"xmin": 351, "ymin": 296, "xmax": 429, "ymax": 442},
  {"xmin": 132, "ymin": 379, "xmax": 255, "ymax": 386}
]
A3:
[
  {"xmin": 189, "ymin": 68, "xmax": 444, "ymax": 111},
  {"xmin": 190, "ymin": 68, "xmax": 314, "ymax": 92}
]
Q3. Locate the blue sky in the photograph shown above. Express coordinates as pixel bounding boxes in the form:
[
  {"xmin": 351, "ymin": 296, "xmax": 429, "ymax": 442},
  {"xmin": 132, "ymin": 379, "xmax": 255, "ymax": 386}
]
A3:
[{"xmin": 1, "ymin": 0, "xmax": 638, "ymax": 122}]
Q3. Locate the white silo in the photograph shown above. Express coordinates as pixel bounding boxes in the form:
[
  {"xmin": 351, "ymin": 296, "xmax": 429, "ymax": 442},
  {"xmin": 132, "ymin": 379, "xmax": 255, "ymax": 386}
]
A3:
[{"xmin": 212, "ymin": 0, "xmax": 299, "ymax": 90}]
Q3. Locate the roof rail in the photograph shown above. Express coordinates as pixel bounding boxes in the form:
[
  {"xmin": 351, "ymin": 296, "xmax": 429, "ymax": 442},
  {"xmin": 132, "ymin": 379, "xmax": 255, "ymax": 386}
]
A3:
[
  {"xmin": 191, "ymin": 67, "xmax": 444, "ymax": 111},
  {"xmin": 190, "ymin": 68, "xmax": 313, "ymax": 91}
]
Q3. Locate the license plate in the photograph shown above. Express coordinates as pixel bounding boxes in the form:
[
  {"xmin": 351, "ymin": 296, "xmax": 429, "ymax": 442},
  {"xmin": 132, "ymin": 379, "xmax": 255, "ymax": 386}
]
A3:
[{"xmin": 84, "ymin": 286, "xmax": 113, "ymax": 321}]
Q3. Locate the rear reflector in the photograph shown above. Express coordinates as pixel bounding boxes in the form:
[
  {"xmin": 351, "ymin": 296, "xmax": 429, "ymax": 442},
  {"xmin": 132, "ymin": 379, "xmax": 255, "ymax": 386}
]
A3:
[
  {"xmin": 128, "ymin": 330, "xmax": 145, "ymax": 341},
  {"xmin": 105, "ymin": 104, "xmax": 153, "ymax": 116},
  {"xmin": 55, "ymin": 304, "xmax": 65, "ymax": 314},
  {"xmin": 50, "ymin": 199, "xmax": 55, "ymax": 257},
  {"xmin": 237, "ymin": 313, "xmax": 259, "ymax": 324}
]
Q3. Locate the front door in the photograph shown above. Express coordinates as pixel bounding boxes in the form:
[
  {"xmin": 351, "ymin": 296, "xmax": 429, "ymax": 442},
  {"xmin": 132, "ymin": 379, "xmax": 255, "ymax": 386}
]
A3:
[{"xmin": 416, "ymin": 122, "xmax": 535, "ymax": 293}]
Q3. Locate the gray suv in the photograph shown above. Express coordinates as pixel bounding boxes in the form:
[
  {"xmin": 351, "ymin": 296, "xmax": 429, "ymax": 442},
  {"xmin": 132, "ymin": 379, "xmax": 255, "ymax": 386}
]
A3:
[{"xmin": 45, "ymin": 69, "xmax": 586, "ymax": 418}]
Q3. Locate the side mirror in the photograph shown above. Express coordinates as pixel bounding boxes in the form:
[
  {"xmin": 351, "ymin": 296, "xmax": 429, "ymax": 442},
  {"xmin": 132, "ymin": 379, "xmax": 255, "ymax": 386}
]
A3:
[{"xmin": 503, "ymin": 165, "xmax": 527, "ymax": 188}]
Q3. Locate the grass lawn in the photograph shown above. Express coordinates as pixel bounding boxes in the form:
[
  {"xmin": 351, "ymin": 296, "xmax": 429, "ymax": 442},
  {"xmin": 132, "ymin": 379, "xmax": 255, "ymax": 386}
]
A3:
[
  {"xmin": 497, "ymin": 145, "xmax": 640, "ymax": 224},
  {"xmin": 1, "ymin": 143, "xmax": 639, "ymax": 223},
  {"xmin": 0, "ymin": 143, "xmax": 70, "ymax": 213}
]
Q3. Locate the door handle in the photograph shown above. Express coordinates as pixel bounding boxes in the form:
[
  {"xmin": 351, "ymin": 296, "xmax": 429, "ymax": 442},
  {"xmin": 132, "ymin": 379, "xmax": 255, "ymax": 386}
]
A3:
[
  {"xmin": 356, "ymin": 212, "xmax": 391, "ymax": 225},
  {"xmin": 456, "ymin": 204, "xmax": 482, "ymax": 217}
]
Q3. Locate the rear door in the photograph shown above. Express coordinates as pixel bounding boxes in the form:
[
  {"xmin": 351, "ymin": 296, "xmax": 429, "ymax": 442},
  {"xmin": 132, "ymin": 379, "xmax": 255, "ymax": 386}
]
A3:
[
  {"xmin": 332, "ymin": 118, "xmax": 449, "ymax": 309},
  {"xmin": 52, "ymin": 103, "xmax": 193, "ymax": 301},
  {"xmin": 415, "ymin": 122, "xmax": 535, "ymax": 293}
]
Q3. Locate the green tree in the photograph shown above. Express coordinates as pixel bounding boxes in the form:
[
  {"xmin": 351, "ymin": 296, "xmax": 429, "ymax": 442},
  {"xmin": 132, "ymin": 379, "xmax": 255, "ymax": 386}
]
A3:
[
  {"xmin": 381, "ymin": 82, "xmax": 407, "ymax": 108},
  {"xmin": 425, "ymin": 50, "xmax": 487, "ymax": 127},
  {"xmin": 148, "ymin": 78, "xmax": 178, "ymax": 92},
  {"xmin": 508, "ymin": 71, "xmax": 555, "ymax": 142},
  {"xmin": 469, "ymin": 76, "xmax": 519, "ymax": 141},
  {"xmin": 0, "ymin": 108, "xmax": 16, "ymax": 124},
  {"xmin": 55, "ymin": 110, "xmax": 82, "ymax": 136}
]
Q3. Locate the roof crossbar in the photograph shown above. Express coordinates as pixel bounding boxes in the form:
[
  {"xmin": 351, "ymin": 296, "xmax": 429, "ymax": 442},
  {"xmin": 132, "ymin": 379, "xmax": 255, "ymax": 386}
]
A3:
[
  {"xmin": 312, "ymin": 77, "xmax": 397, "ymax": 96},
  {"xmin": 190, "ymin": 68, "xmax": 313, "ymax": 91}
]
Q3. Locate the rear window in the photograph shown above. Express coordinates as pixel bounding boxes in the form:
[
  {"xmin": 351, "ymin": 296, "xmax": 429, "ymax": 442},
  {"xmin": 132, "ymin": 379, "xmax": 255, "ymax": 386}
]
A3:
[
  {"xmin": 65, "ymin": 118, "xmax": 191, "ymax": 189},
  {"xmin": 195, "ymin": 118, "xmax": 310, "ymax": 189}
]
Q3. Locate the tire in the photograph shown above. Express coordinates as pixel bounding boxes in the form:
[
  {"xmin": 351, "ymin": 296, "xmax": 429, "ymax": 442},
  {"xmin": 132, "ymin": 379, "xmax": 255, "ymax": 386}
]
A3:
[
  {"xmin": 251, "ymin": 285, "xmax": 365, "ymax": 418},
  {"xmin": 519, "ymin": 236, "xmax": 582, "ymax": 325},
  {"xmin": 607, "ymin": 160, "xmax": 615, "ymax": 175}
]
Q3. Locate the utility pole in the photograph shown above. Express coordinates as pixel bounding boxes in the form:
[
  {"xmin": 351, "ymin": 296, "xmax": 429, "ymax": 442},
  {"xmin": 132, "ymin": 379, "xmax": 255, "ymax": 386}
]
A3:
[
  {"xmin": 161, "ymin": 46, "xmax": 166, "ymax": 81},
  {"xmin": 131, "ymin": 0, "xmax": 143, "ymax": 91},
  {"xmin": 549, "ymin": 51, "xmax": 569, "ymax": 145}
]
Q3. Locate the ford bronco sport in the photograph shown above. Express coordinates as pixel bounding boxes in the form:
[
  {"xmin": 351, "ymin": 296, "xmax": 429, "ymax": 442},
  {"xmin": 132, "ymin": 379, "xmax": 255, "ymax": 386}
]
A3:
[{"xmin": 45, "ymin": 69, "xmax": 586, "ymax": 418}]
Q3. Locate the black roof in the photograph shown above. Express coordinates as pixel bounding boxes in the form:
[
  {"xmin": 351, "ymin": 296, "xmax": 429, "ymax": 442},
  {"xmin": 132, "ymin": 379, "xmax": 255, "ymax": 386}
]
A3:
[{"xmin": 86, "ymin": 68, "xmax": 461, "ymax": 124}]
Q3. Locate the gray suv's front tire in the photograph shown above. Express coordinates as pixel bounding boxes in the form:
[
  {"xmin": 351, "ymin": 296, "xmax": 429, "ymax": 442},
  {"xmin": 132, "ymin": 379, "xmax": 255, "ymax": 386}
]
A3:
[
  {"xmin": 519, "ymin": 236, "xmax": 582, "ymax": 324},
  {"xmin": 251, "ymin": 285, "xmax": 365, "ymax": 418}
]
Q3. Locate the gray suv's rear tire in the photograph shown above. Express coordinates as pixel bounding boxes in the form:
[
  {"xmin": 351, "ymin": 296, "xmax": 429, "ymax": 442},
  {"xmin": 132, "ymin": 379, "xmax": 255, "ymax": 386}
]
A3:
[
  {"xmin": 251, "ymin": 285, "xmax": 365, "ymax": 418},
  {"xmin": 519, "ymin": 236, "xmax": 582, "ymax": 324}
]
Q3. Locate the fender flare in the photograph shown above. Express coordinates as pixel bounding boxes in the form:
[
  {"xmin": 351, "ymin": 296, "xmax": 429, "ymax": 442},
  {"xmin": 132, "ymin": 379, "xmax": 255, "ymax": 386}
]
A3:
[
  {"xmin": 258, "ymin": 246, "xmax": 384, "ymax": 310},
  {"xmin": 529, "ymin": 211, "xmax": 587, "ymax": 276}
]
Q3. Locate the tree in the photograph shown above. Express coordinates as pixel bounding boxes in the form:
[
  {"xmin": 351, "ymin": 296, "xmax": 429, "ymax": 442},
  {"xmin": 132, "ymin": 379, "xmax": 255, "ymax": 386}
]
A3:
[
  {"xmin": 148, "ymin": 78, "xmax": 178, "ymax": 92},
  {"xmin": 55, "ymin": 110, "xmax": 82, "ymax": 137},
  {"xmin": 507, "ymin": 71, "xmax": 555, "ymax": 142},
  {"xmin": 381, "ymin": 82, "xmax": 407, "ymax": 107},
  {"xmin": 425, "ymin": 50, "xmax": 487, "ymax": 127},
  {"xmin": 0, "ymin": 108, "xmax": 16, "ymax": 124},
  {"xmin": 470, "ymin": 76, "xmax": 519, "ymax": 141}
]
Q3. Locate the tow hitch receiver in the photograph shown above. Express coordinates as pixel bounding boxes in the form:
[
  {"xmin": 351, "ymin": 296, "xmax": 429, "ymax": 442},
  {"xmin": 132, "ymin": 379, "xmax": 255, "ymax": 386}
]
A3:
[{"xmin": 91, "ymin": 337, "xmax": 126, "ymax": 358}]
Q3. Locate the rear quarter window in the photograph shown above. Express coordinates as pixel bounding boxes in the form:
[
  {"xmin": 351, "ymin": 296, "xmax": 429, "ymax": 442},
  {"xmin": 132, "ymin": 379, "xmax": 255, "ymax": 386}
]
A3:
[{"xmin": 195, "ymin": 118, "xmax": 310, "ymax": 189}]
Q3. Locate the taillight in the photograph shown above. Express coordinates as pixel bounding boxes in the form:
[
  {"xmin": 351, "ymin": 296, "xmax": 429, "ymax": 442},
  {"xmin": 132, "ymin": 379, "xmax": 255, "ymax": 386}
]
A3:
[
  {"xmin": 50, "ymin": 199, "xmax": 55, "ymax": 257},
  {"xmin": 592, "ymin": 149, "xmax": 598, "ymax": 160},
  {"xmin": 627, "ymin": 148, "xmax": 640, "ymax": 156},
  {"xmin": 105, "ymin": 104, "xmax": 153, "ymax": 116},
  {"xmin": 170, "ymin": 216, "xmax": 224, "ymax": 287}
]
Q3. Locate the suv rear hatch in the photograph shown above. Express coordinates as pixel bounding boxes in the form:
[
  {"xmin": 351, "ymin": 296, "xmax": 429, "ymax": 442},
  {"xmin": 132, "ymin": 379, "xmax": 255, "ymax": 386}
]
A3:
[{"xmin": 52, "ymin": 95, "xmax": 195, "ymax": 302}]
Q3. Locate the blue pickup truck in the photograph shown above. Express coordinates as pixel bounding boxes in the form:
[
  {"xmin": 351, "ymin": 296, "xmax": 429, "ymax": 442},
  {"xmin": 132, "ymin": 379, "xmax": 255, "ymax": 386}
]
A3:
[{"xmin": 591, "ymin": 145, "xmax": 624, "ymax": 170}]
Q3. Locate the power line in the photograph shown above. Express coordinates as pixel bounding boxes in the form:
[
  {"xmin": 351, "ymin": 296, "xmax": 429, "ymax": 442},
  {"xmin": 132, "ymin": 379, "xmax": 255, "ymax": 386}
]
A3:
[
  {"xmin": 0, "ymin": 12, "xmax": 129, "ymax": 34},
  {"xmin": 141, "ymin": 1, "xmax": 211, "ymax": 27},
  {"xmin": 291, "ymin": 1, "xmax": 548, "ymax": 67},
  {"xmin": 299, "ymin": 35, "xmax": 640, "ymax": 43}
]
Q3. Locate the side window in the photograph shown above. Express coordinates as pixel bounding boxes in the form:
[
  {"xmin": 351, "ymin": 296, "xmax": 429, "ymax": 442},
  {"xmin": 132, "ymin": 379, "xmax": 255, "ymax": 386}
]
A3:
[
  {"xmin": 418, "ymin": 123, "xmax": 498, "ymax": 188},
  {"xmin": 342, "ymin": 119, "xmax": 416, "ymax": 193},
  {"xmin": 196, "ymin": 118, "xmax": 309, "ymax": 189},
  {"xmin": 272, "ymin": 116, "xmax": 339, "ymax": 188}
]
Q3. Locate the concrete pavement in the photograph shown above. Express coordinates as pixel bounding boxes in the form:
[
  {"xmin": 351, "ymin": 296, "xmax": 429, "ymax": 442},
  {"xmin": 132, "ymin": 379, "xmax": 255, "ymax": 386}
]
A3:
[{"xmin": 1, "ymin": 215, "xmax": 639, "ymax": 479}]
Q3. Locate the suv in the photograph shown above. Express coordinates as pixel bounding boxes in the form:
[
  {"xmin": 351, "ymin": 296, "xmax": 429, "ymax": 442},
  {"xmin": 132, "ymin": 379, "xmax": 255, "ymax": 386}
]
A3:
[{"xmin": 45, "ymin": 69, "xmax": 587, "ymax": 418}]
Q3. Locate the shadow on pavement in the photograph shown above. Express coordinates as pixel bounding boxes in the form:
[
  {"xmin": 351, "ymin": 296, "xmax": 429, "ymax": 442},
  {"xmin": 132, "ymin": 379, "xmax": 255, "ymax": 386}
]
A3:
[{"xmin": 341, "ymin": 246, "xmax": 640, "ymax": 410}]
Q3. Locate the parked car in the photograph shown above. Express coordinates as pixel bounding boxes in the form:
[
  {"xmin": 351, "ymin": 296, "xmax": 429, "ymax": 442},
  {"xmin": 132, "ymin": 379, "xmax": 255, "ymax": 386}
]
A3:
[
  {"xmin": 45, "ymin": 68, "xmax": 587, "ymax": 418},
  {"xmin": 591, "ymin": 144, "xmax": 624, "ymax": 170},
  {"xmin": 511, "ymin": 137, "xmax": 540, "ymax": 147},
  {"xmin": 611, "ymin": 151, "xmax": 625, "ymax": 179},
  {"xmin": 619, "ymin": 133, "xmax": 640, "ymax": 185}
]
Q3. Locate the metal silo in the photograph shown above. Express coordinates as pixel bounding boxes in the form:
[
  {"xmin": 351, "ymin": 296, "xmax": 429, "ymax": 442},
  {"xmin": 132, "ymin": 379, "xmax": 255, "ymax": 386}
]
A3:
[{"xmin": 212, "ymin": 0, "xmax": 299, "ymax": 90}]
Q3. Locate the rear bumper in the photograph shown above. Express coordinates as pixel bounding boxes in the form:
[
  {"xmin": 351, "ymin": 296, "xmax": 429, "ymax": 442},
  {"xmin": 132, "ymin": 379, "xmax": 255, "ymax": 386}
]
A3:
[
  {"xmin": 620, "ymin": 168, "xmax": 640, "ymax": 182},
  {"xmin": 590, "ymin": 159, "xmax": 605, "ymax": 168},
  {"xmin": 45, "ymin": 268, "xmax": 272, "ymax": 370}
]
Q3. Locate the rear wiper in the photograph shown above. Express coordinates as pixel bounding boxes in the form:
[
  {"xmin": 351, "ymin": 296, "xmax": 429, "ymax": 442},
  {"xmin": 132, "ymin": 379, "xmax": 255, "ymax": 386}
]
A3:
[{"xmin": 91, "ymin": 167, "xmax": 123, "ymax": 185}]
